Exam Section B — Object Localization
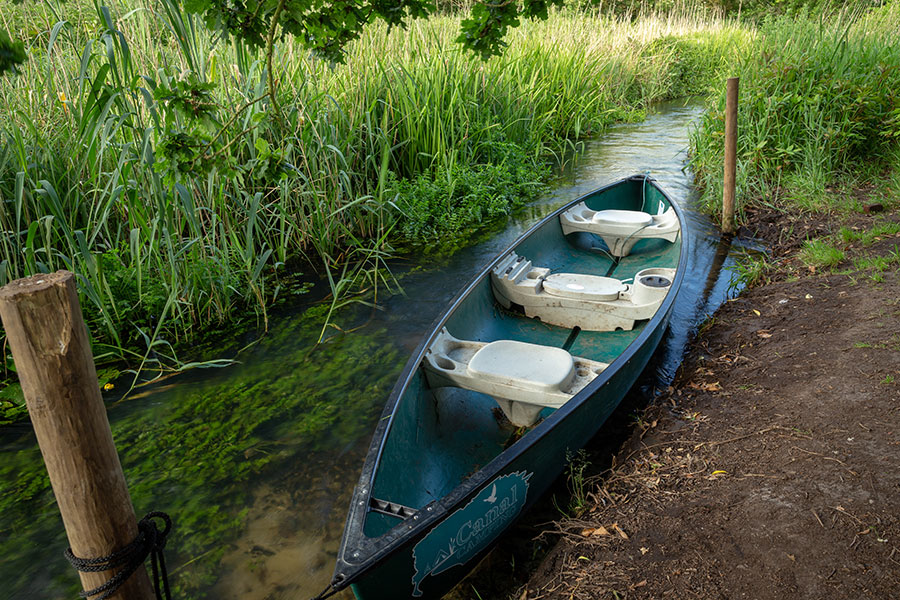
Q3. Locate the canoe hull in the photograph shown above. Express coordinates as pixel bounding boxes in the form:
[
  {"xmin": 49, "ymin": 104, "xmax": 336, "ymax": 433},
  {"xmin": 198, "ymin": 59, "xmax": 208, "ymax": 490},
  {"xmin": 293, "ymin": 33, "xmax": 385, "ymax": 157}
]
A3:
[
  {"xmin": 349, "ymin": 312, "xmax": 670, "ymax": 600},
  {"xmin": 330, "ymin": 175, "xmax": 688, "ymax": 600}
]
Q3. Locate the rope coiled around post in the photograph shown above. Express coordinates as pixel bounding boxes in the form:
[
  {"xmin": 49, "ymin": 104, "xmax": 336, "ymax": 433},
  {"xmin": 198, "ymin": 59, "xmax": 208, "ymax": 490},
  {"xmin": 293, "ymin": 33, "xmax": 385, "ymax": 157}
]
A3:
[{"xmin": 64, "ymin": 511, "xmax": 172, "ymax": 600}]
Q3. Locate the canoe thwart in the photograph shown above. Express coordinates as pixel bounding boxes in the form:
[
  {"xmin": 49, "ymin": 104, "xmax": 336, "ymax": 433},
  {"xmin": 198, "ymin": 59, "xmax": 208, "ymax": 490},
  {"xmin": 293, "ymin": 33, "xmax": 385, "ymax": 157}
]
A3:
[
  {"xmin": 491, "ymin": 252, "xmax": 676, "ymax": 331},
  {"xmin": 559, "ymin": 203, "xmax": 680, "ymax": 257},
  {"xmin": 423, "ymin": 328, "xmax": 608, "ymax": 427}
]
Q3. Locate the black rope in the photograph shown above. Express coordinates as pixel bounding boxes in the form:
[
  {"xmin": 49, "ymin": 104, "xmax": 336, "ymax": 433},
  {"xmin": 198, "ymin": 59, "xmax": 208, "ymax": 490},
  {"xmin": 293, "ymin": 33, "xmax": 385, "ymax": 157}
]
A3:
[
  {"xmin": 64, "ymin": 511, "xmax": 172, "ymax": 600},
  {"xmin": 309, "ymin": 582, "xmax": 339, "ymax": 600}
]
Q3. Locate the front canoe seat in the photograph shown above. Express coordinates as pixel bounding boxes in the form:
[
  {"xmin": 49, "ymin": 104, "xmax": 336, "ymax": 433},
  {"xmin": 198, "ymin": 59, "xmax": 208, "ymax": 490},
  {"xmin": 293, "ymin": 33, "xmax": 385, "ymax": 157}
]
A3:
[
  {"xmin": 559, "ymin": 203, "xmax": 680, "ymax": 257},
  {"xmin": 490, "ymin": 252, "xmax": 676, "ymax": 332},
  {"xmin": 422, "ymin": 329, "xmax": 608, "ymax": 427}
]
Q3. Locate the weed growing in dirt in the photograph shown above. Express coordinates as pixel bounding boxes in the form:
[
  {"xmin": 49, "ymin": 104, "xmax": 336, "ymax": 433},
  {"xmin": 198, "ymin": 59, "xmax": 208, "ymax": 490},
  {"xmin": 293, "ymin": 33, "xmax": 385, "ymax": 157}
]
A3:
[
  {"xmin": 696, "ymin": 314, "xmax": 718, "ymax": 336},
  {"xmin": 800, "ymin": 239, "xmax": 845, "ymax": 269},
  {"xmin": 728, "ymin": 251, "xmax": 774, "ymax": 289},
  {"xmin": 853, "ymin": 246, "xmax": 900, "ymax": 276},
  {"xmin": 840, "ymin": 221, "xmax": 900, "ymax": 245},
  {"xmin": 855, "ymin": 255, "xmax": 891, "ymax": 272},
  {"xmin": 564, "ymin": 449, "xmax": 592, "ymax": 517}
]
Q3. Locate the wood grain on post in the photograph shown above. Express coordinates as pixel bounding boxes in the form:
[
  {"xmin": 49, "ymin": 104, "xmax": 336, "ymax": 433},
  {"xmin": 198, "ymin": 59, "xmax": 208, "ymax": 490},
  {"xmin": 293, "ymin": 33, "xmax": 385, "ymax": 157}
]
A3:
[
  {"xmin": 0, "ymin": 271, "xmax": 153, "ymax": 600},
  {"xmin": 722, "ymin": 76, "xmax": 739, "ymax": 235}
]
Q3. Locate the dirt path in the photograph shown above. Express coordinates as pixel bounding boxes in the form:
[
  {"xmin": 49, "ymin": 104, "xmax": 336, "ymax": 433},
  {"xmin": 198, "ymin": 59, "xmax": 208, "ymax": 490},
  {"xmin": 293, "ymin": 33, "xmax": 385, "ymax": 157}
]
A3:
[{"xmin": 522, "ymin": 208, "xmax": 900, "ymax": 599}]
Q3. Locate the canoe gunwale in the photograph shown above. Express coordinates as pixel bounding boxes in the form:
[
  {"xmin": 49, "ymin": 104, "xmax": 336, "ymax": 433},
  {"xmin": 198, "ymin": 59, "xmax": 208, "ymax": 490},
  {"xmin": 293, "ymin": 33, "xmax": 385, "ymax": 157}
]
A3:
[{"xmin": 331, "ymin": 174, "xmax": 690, "ymax": 591}]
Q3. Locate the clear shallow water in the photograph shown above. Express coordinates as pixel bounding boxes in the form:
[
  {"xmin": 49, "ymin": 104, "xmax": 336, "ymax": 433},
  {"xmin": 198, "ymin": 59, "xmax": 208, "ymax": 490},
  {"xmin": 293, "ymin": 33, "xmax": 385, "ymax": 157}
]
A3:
[{"xmin": 0, "ymin": 99, "xmax": 747, "ymax": 600}]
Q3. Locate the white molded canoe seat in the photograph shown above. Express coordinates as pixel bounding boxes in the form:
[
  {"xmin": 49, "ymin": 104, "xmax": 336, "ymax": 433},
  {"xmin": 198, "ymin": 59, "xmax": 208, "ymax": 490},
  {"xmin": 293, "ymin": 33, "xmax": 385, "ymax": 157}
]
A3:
[
  {"xmin": 594, "ymin": 209, "xmax": 654, "ymax": 228},
  {"xmin": 423, "ymin": 329, "xmax": 608, "ymax": 427},
  {"xmin": 559, "ymin": 203, "xmax": 680, "ymax": 257},
  {"xmin": 541, "ymin": 273, "xmax": 626, "ymax": 301},
  {"xmin": 491, "ymin": 252, "xmax": 676, "ymax": 332},
  {"xmin": 468, "ymin": 340, "xmax": 575, "ymax": 393}
]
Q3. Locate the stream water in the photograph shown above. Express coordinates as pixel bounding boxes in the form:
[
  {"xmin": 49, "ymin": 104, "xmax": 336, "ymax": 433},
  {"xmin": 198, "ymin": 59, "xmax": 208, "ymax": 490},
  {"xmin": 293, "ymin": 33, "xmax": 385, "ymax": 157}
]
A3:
[{"xmin": 0, "ymin": 99, "xmax": 750, "ymax": 600}]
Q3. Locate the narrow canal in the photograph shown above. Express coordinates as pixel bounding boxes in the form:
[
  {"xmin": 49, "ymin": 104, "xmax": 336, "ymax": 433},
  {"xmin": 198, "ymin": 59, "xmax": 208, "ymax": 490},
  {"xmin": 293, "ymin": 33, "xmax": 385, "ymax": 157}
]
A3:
[{"xmin": 0, "ymin": 99, "xmax": 750, "ymax": 599}]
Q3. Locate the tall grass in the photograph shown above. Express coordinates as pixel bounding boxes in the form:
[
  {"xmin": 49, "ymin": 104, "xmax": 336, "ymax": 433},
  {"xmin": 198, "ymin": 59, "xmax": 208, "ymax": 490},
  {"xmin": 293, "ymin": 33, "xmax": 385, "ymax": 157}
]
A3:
[
  {"xmin": 0, "ymin": 0, "xmax": 746, "ymax": 374},
  {"xmin": 690, "ymin": 4, "xmax": 900, "ymax": 219}
]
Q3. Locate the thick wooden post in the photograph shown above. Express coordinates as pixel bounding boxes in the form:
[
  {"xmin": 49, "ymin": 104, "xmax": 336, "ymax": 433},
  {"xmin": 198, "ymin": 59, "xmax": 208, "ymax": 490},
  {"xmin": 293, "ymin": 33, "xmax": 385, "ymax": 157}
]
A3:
[
  {"xmin": 722, "ymin": 77, "xmax": 739, "ymax": 235},
  {"xmin": 0, "ymin": 271, "xmax": 153, "ymax": 600}
]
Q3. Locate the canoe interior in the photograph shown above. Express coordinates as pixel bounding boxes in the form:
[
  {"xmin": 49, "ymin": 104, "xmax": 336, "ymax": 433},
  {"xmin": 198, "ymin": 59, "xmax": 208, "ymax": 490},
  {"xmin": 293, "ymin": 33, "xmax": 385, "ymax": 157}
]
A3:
[{"xmin": 363, "ymin": 177, "xmax": 680, "ymax": 539}]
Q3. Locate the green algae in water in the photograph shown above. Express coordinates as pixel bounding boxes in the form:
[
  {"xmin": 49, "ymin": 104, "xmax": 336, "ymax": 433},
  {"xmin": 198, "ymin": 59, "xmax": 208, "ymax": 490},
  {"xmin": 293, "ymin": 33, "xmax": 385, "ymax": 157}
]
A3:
[{"xmin": 0, "ymin": 302, "xmax": 404, "ymax": 599}]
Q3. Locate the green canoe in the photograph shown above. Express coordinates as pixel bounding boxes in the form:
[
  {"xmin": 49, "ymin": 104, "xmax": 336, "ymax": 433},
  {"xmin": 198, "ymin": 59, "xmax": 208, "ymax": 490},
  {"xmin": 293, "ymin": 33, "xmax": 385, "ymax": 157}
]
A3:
[{"xmin": 321, "ymin": 174, "xmax": 687, "ymax": 600}]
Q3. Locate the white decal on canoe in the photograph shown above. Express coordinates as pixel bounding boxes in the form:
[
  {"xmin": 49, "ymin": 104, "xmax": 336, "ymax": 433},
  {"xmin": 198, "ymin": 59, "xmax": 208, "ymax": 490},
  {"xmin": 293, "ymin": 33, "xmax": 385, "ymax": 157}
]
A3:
[{"xmin": 410, "ymin": 471, "xmax": 532, "ymax": 597}]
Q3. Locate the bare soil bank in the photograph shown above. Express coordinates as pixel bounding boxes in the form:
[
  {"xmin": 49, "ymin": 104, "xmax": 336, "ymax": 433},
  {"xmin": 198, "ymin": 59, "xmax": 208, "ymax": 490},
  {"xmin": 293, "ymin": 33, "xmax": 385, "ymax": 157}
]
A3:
[{"xmin": 522, "ymin": 206, "xmax": 900, "ymax": 599}]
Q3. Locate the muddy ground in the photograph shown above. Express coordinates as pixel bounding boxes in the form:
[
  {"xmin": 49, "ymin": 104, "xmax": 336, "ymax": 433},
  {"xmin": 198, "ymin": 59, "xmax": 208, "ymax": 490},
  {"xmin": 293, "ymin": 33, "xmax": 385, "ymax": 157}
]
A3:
[{"xmin": 462, "ymin": 203, "xmax": 900, "ymax": 599}]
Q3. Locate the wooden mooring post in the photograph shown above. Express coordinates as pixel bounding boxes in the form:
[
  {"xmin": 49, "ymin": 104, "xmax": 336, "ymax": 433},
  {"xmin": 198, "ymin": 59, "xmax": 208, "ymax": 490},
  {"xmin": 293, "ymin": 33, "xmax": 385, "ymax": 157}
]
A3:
[
  {"xmin": 722, "ymin": 76, "xmax": 739, "ymax": 236},
  {"xmin": 0, "ymin": 271, "xmax": 154, "ymax": 600}
]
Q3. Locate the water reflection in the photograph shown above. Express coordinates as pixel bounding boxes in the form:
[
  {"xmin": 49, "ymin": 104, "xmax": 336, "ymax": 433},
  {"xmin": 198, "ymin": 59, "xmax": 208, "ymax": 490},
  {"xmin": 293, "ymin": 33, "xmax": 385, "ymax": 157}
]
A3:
[{"xmin": 0, "ymin": 99, "xmax": 747, "ymax": 600}]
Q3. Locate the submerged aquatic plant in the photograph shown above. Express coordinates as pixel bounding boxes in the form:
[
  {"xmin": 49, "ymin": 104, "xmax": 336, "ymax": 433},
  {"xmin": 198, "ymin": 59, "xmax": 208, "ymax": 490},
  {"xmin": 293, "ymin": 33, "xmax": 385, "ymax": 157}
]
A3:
[{"xmin": 0, "ymin": 301, "xmax": 405, "ymax": 598}]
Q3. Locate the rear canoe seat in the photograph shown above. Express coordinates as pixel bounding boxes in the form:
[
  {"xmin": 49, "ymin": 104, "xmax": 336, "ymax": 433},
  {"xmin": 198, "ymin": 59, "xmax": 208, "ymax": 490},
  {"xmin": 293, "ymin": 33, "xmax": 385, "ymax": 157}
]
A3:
[
  {"xmin": 559, "ymin": 203, "xmax": 680, "ymax": 257},
  {"xmin": 490, "ymin": 252, "xmax": 675, "ymax": 332},
  {"xmin": 423, "ymin": 329, "xmax": 608, "ymax": 427}
]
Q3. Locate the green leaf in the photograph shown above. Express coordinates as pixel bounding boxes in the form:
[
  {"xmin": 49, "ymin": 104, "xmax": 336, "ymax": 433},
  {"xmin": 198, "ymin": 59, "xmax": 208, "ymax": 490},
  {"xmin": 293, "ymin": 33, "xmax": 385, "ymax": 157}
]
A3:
[{"xmin": 0, "ymin": 29, "xmax": 26, "ymax": 75}]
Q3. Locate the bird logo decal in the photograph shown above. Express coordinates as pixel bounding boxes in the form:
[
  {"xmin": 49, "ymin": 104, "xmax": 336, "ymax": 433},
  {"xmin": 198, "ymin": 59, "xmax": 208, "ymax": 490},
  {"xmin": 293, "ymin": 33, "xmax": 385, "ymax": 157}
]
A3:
[{"xmin": 484, "ymin": 484, "xmax": 498, "ymax": 504}]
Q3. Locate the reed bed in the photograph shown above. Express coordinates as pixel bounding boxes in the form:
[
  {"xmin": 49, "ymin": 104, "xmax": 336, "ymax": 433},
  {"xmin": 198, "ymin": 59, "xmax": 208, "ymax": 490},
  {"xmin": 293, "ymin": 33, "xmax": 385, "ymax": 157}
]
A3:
[
  {"xmin": 690, "ymin": 4, "xmax": 900, "ymax": 219},
  {"xmin": 0, "ymin": 0, "xmax": 746, "ymax": 375}
]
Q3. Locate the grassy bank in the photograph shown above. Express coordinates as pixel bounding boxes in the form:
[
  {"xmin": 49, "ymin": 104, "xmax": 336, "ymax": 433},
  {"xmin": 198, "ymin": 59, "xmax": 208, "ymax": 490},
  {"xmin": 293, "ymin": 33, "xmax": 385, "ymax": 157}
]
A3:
[
  {"xmin": 690, "ymin": 4, "xmax": 900, "ymax": 223},
  {"xmin": 0, "ymin": 1, "xmax": 747, "ymax": 406}
]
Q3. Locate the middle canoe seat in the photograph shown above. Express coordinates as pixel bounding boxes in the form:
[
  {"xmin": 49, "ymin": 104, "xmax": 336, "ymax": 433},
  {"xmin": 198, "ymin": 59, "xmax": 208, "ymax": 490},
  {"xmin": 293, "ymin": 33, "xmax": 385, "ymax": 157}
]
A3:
[
  {"xmin": 491, "ymin": 252, "xmax": 676, "ymax": 332},
  {"xmin": 423, "ymin": 328, "xmax": 608, "ymax": 427},
  {"xmin": 559, "ymin": 202, "xmax": 680, "ymax": 257}
]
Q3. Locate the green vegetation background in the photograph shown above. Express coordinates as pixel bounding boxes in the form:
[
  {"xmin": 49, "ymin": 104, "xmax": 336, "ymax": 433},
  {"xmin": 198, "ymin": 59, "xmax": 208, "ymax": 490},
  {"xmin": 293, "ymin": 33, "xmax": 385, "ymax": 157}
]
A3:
[{"xmin": 0, "ymin": 0, "xmax": 750, "ymax": 414}]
